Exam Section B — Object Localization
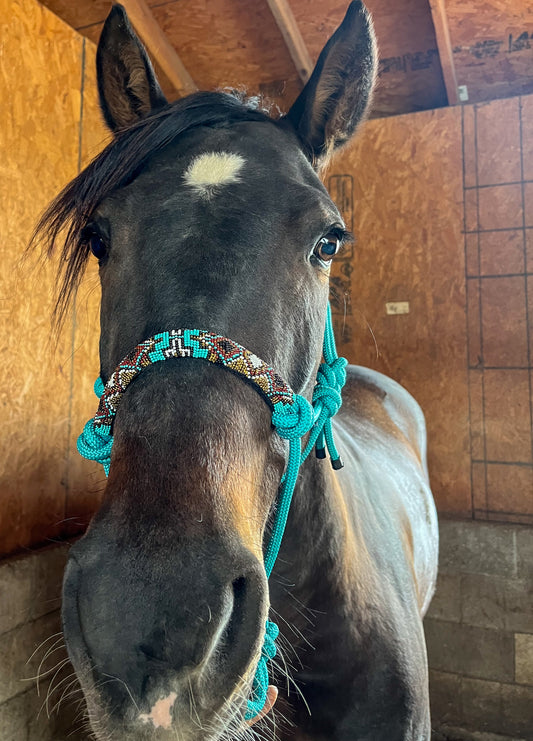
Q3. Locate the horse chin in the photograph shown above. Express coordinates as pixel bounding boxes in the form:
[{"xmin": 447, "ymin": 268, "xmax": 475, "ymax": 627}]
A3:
[
  {"xmin": 79, "ymin": 689, "xmax": 253, "ymax": 741},
  {"xmin": 63, "ymin": 648, "xmax": 260, "ymax": 741}
]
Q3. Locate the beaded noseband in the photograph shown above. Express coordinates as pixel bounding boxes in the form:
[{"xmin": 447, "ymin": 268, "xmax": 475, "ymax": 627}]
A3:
[{"xmin": 78, "ymin": 304, "xmax": 347, "ymax": 720}]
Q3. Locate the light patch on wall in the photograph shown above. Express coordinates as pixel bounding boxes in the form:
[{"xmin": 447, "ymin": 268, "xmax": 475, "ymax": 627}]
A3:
[
  {"xmin": 184, "ymin": 151, "xmax": 245, "ymax": 198},
  {"xmin": 386, "ymin": 301, "xmax": 410, "ymax": 315}
]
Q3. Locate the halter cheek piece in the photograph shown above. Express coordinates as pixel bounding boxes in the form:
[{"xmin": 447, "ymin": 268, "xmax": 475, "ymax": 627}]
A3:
[{"xmin": 78, "ymin": 303, "xmax": 347, "ymax": 721}]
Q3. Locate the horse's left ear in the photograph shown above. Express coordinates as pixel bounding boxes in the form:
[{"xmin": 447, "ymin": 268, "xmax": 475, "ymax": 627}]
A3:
[
  {"xmin": 96, "ymin": 4, "xmax": 167, "ymax": 134},
  {"xmin": 285, "ymin": 1, "xmax": 377, "ymax": 165}
]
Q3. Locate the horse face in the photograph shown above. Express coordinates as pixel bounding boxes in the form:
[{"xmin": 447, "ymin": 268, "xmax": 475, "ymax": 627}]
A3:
[{"xmin": 56, "ymin": 3, "xmax": 377, "ymax": 738}]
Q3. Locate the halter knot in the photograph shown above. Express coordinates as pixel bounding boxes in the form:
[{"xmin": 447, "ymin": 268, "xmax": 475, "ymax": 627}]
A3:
[
  {"xmin": 313, "ymin": 357, "xmax": 348, "ymax": 418},
  {"xmin": 328, "ymin": 356, "xmax": 348, "ymax": 389},
  {"xmin": 77, "ymin": 419, "xmax": 113, "ymax": 475},
  {"xmin": 271, "ymin": 394, "xmax": 314, "ymax": 440}
]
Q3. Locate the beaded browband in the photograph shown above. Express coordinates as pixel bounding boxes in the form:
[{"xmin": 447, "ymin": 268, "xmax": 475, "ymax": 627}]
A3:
[{"xmin": 77, "ymin": 304, "xmax": 347, "ymax": 721}]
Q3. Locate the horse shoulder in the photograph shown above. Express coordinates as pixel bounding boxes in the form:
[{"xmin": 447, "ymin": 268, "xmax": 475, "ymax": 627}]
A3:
[{"xmin": 336, "ymin": 364, "xmax": 439, "ymax": 616}]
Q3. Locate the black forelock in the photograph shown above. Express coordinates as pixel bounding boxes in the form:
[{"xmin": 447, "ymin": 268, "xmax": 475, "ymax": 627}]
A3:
[{"xmin": 30, "ymin": 90, "xmax": 275, "ymax": 327}]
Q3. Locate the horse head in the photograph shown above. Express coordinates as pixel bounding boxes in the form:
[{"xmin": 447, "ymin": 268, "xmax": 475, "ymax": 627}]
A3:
[{"xmin": 39, "ymin": 3, "xmax": 377, "ymax": 737}]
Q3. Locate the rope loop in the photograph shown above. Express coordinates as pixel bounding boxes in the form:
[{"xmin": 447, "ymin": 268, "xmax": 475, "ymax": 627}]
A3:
[
  {"xmin": 271, "ymin": 394, "xmax": 314, "ymax": 440},
  {"xmin": 313, "ymin": 382, "xmax": 342, "ymax": 418},
  {"xmin": 77, "ymin": 420, "xmax": 113, "ymax": 462},
  {"xmin": 77, "ymin": 420, "xmax": 113, "ymax": 475},
  {"xmin": 94, "ymin": 377, "xmax": 105, "ymax": 397},
  {"xmin": 245, "ymin": 619, "xmax": 279, "ymax": 721}
]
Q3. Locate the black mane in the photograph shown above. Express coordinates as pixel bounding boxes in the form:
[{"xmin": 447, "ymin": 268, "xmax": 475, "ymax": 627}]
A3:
[{"xmin": 31, "ymin": 91, "xmax": 274, "ymax": 326}]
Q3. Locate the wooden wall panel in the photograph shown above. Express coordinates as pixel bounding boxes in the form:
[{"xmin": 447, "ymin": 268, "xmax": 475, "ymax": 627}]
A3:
[
  {"xmin": 461, "ymin": 94, "xmax": 533, "ymax": 525},
  {"xmin": 447, "ymin": 0, "xmax": 533, "ymax": 103},
  {"xmin": 0, "ymin": 1, "xmax": 105, "ymax": 558},
  {"xmin": 0, "ymin": 0, "xmax": 83, "ymax": 556},
  {"xmin": 328, "ymin": 94, "xmax": 533, "ymax": 524},
  {"xmin": 326, "ymin": 107, "xmax": 470, "ymax": 515}
]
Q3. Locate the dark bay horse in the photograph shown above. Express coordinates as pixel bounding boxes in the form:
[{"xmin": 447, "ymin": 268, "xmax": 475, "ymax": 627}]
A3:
[{"xmin": 36, "ymin": 2, "xmax": 438, "ymax": 738}]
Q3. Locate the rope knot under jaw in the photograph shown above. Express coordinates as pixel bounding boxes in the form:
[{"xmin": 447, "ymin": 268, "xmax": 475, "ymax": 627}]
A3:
[
  {"xmin": 312, "ymin": 357, "xmax": 348, "ymax": 468},
  {"xmin": 271, "ymin": 394, "xmax": 314, "ymax": 440}
]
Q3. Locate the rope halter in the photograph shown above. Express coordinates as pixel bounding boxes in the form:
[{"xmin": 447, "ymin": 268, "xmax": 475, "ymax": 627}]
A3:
[{"xmin": 78, "ymin": 303, "xmax": 346, "ymax": 721}]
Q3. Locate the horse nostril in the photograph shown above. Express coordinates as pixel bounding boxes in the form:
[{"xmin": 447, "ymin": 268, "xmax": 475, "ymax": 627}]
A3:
[
  {"xmin": 232, "ymin": 576, "xmax": 247, "ymax": 605},
  {"xmin": 138, "ymin": 644, "xmax": 168, "ymax": 665},
  {"xmin": 213, "ymin": 573, "xmax": 263, "ymax": 672},
  {"xmin": 223, "ymin": 576, "xmax": 248, "ymax": 645},
  {"xmin": 137, "ymin": 623, "xmax": 168, "ymax": 662}
]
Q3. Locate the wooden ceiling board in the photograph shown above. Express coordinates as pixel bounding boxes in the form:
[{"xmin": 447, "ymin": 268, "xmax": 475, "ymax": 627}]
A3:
[
  {"xmin": 39, "ymin": 0, "xmax": 446, "ymax": 117},
  {"xmin": 447, "ymin": 0, "xmax": 533, "ymax": 102},
  {"xmin": 152, "ymin": 0, "xmax": 303, "ymax": 109},
  {"xmin": 366, "ymin": 0, "xmax": 448, "ymax": 115},
  {"xmin": 291, "ymin": 0, "xmax": 447, "ymax": 115},
  {"xmin": 38, "ymin": 0, "xmax": 533, "ymax": 113},
  {"xmin": 37, "ymin": 0, "xmax": 164, "ymax": 30}
]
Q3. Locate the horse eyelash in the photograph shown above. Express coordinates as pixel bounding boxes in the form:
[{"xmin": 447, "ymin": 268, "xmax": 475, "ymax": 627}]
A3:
[{"xmin": 338, "ymin": 229, "xmax": 355, "ymax": 246}]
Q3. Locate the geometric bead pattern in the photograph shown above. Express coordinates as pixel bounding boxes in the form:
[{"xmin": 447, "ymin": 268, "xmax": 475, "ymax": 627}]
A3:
[{"xmin": 93, "ymin": 329, "xmax": 295, "ymax": 430}]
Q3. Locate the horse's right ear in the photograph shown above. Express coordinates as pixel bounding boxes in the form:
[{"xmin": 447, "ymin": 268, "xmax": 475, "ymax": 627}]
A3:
[
  {"xmin": 285, "ymin": 1, "xmax": 377, "ymax": 166},
  {"xmin": 96, "ymin": 4, "xmax": 167, "ymax": 134}
]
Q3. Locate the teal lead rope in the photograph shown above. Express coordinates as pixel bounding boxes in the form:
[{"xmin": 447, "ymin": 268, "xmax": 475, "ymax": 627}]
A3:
[{"xmin": 77, "ymin": 304, "xmax": 346, "ymax": 721}]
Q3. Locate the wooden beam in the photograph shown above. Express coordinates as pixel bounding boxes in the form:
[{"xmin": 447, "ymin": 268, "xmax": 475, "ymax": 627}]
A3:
[
  {"xmin": 429, "ymin": 0, "xmax": 459, "ymax": 105},
  {"xmin": 265, "ymin": 0, "xmax": 314, "ymax": 84},
  {"xmin": 118, "ymin": 0, "xmax": 197, "ymax": 97}
]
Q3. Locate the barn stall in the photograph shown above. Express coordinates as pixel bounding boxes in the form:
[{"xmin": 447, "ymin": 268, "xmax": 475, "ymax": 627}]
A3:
[{"xmin": 0, "ymin": 0, "xmax": 532, "ymax": 738}]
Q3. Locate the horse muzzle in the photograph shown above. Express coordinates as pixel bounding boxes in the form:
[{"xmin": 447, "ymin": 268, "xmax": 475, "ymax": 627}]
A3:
[{"xmin": 61, "ymin": 532, "xmax": 268, "ymax": 739}]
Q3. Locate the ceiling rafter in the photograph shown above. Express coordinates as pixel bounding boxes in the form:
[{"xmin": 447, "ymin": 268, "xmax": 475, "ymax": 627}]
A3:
[
  {"xmin": 265, "ymin": 0, "xmax": 314, "ymax": 83},
  {"xmin": 117, "ymin": 0, "xmax": 197, "ymax": 96},
  {"xmin": 428, "ymin": 0, "xmax": 459, "ymax": 105}
]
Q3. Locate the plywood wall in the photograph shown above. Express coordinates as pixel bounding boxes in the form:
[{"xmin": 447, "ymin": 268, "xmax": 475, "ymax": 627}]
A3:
[
  {"xmin": 327, "ymin": 108, "xmax": 469, "ymax": 515},
  {"xmin": 448, "ymin": 0, "xmax": 533, "ymax": 104},
  {"xmin": 329, "ymin": 93, "xmax": 533, "ymax": 524},
  {"xmin": 0, "ymin": 0, "xmax": 105, "ymax": 558}
]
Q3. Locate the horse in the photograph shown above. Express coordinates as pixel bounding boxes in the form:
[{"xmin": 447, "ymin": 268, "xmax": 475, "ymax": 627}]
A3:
[{"xmin": 35, "ymin": 2, "xmax": 438, "ymax": 738}]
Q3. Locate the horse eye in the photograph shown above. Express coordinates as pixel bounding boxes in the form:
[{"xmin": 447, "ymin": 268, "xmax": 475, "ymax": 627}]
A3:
[
  {"xmin": 89, "ymin": 234, "xmax": 107, "ymax": 260},
  {"xmin": 314, "ymin": 235, "xmax": 340, "ymax": 264},
  {"xmin": 82, "ymin": 226, "xmax": 108, "ymax": 261}
]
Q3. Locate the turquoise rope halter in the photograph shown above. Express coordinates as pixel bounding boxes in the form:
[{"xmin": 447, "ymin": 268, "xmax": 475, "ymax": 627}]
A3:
[{"xmin": 78, "ymin": 303, "xmax": 347, "ymax": 721}]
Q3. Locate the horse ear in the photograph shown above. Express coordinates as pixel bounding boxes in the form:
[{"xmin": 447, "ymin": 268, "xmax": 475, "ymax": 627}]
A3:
[
  {"xmin": 285, "ymin": 1, "xmax": 377, "ymax": 165},
  {"xmin": 96, "ymin": 4, "xmax": 167, "ymax": 134}
]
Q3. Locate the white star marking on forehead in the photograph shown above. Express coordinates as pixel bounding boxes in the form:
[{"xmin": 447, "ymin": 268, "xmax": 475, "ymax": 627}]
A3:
[{"xmin": 183, "ymin": 151, "xmax": 245, "ymax": 198}]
